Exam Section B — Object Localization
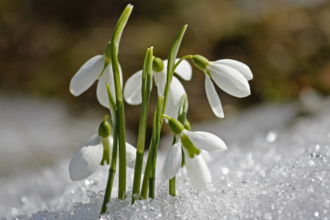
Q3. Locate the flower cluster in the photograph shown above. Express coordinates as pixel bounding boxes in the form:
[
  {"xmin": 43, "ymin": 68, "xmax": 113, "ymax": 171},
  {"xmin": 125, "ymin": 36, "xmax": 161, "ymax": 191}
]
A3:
[{"xmin": 67, "ymin": 4, "xmax": 253, "ymax": 215}]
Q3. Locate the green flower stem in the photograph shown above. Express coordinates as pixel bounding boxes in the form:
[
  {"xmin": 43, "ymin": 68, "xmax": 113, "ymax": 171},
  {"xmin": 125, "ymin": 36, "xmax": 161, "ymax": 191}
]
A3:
[
  {"xmin": 140, "ymin": 95, "xmax": 163, "ymax": 199},
  {"xmin": 140, "ymin": 141, "xmax": 153, "ymax": 199},
  {"xmin": 149, "ymin": 95, "xmax": 163, "ymax": 198},
  {"xmin": 140, "ymin": 25, "xmax": 188, "ymax": 199},
  {"xmin": 169, "ymin": 177, "xmax": 176, "ymax": 196},
  {"xmin": 149, "ymin": 111, "xmax": 162, "ymax": 199},
  {"xmin": 149, "ymin": 177, "xmax": 155, "ymax": 199},
  {"xmin": 169, "ymin": 94, "xmax": 188, "ymax": 196},
  {"xmin": 169, "ymin": 134, "xmax": 177, "ymax": 196},
  {"xmin": 100, "ymin": 83, "xmax": 118, "ymax": 216},
  {"xmin": 131, "ymin": 47, "xmax": 153, "ymax": 204},
  {"xmin": 105, "ymin": 115, "xmax": 113, "ymax": 126},
  {"xmin": 171, "ymin": 55, "xmax": 192, "ymax": 76},
  {"xmin": 110, "ymin": 4, "xmax": 133, "ymax": 199}
]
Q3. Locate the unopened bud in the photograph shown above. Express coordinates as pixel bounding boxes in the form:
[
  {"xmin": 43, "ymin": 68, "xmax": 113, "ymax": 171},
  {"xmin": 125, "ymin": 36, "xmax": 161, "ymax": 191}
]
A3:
[
  {"xmin": 98, "ymin": 120, "xmax": 111, "ymax": 138},
  {"xmin": 152, "ymin": 57, "xmax": 164, "ymax": 72}
]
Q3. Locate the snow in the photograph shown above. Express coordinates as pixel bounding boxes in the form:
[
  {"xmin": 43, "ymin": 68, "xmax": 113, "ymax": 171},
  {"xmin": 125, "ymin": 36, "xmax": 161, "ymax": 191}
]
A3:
[{"xmin": 1, "ymin": 94, "xmax": 330, "ymax": 219}]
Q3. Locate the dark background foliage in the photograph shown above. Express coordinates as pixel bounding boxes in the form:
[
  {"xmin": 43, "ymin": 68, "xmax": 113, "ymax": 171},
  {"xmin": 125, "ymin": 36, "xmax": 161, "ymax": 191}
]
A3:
[{"xmin": 1, "ymin": 0, "xmax": 330, "ymax": 133}]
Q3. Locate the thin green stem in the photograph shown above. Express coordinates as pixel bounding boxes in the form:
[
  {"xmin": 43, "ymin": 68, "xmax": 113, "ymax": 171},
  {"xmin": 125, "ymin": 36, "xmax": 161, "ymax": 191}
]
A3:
[
  {"xmin": 149, "ymin": 177, "xmax": 155, "ymax": 198},
  {"xmin": 100, "ymin": 84, "xmax": 118, "ymax": 216},
  {"xmin": 110, "ymin": 4, "xmax": 133, "ymax": 199},
  {"xmin": 105, "ymin": 115, "xmax": 113, "ymax": 126},
  {"xmin": 149, "ymin": 119, "xmax": 161, "ymax": 199},
  {"xmin": 141, "ymin": 26, "xmax": 187, "ymax": 200},
  {"xmin": 131, "ymin": 47, "xmax": 153, "ymax": 204},
  {"xmin": 171, "ymin": 55, "xmax": 192, "ymax": 76},
  {"xmin": 140, "ymin": 141, "xmax": 152, "ymax": 199},
  {"xmin": 169, "ymin": 177, "xmax": 176, "ymax": 196},
  {"xmin": 140, "ymin": 96, "xmax": 163, "ymax": 199},
  {"xmin": 149, "ymin": 95, "xmax": 163, "ymax": 198}
]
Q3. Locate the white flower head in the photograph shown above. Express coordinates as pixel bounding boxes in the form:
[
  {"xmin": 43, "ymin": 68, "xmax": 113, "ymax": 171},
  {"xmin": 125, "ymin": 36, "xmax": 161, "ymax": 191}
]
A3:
[
  {"xmin": 123, "ymin": 57, "xmax": 192, "ymax": 119},
  {"xmin": 161, "ymin": 115, "xmax": 227, "ymax": 189},
  {"xmin": 69, "ymin": 135, "xmax": 139, "ymax": 181},
  {"xmin": 69, "ymin": 119, "xmax": 140, "ymax": 181},
  {"xmin": 161, "ymin": 138, "xmax": 222, "ymax": 189},
  {"xmin": 192, "ymin": 55, "xmax": 253, "ymax": 118},
  {"xmin": 69, "ymin": 42, "xmax": 123, "ymax": 109}
]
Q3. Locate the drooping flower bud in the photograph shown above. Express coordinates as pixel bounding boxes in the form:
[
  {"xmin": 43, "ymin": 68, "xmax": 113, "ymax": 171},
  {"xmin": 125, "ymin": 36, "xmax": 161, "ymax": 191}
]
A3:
[
  {"xmin": 152, "ymin": 57, "xmax": 164, "ymax": 72},
  {"xmin": 192, "ymin": 55, "xmax": 209, "ymax": 71},
  {"xmin": 98, "ymin": 119, "xmax": 111, "ymax": 138}
]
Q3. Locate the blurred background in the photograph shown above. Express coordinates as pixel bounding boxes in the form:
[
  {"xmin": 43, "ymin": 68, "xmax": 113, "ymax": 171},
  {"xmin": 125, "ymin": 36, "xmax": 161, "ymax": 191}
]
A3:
[{"xmin": 1, "ymin": 0, "xmax": 330, "ymax": 173}]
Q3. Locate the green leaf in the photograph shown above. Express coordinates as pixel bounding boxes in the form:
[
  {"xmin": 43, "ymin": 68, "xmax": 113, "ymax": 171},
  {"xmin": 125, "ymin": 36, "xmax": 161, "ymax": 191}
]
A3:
[
  {"xmin": 151, "ymin": 95, "xmax": 163, "ymax": 170},
  {"xmin": 166, "ymin": 25, "xmax": 188, "ymax": 77}
]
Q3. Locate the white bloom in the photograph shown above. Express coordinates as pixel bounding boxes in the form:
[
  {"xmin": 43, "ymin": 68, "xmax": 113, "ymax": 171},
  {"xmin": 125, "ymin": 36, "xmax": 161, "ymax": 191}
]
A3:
[
  {"xmin": 69, "ymin": 54, "xmax": 123, "ymax": 109},
  {"xmin": 184, "ymin": 150, "xmax": 212, "ymax": 189},
  {"xmin": 162, "ymin": 129, "xmax": 226, "ymax": 189},
  {"xmin": 69, "ymin": 135, "xmax": 138, "ymax": 181},
  {"xmin": 123, "ymin": 58, "xmax": 192, "ymax": 119},
  {"xmin": 193, "ymin": 56, "xmax": 253, "ymax": 118}
]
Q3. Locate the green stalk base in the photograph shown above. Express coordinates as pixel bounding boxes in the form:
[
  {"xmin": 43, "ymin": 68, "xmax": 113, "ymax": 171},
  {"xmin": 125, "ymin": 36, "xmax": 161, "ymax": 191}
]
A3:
[
  {"xmin": 131, "ymin": 153, "xmax": 144, "ymax": 204},
  {"xmin": 149, "ymin": 178, "xmax": 155, "ymax": 199},
  {"xmin": 169, "ymin": 177, "xmax": 176, "ymax": 196},
  {"xmin": 100, "ymin": 169, "xmax": 116, "ymax": 216}
]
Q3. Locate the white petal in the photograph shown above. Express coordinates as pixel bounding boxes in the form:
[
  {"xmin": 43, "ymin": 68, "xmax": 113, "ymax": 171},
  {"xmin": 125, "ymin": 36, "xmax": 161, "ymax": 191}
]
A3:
[
  {"xmin": 70, "ymin": 55, "xmax": 105, "ymax": 96},
  {"xmin": 69, "ymin": 135, "xmax": 103, "ymax": 181},
  {"xmin": 205, "ymin": 75, "xmax": 224, "ymax": 118},
  {"xmin": 208, "ymin": 63, "xmax": 250, "ymax": 98},
  {"xmin": 123, "ymin": 70, "xmax": 143, "ymax": 105},
  {"xmin": 125, "ymin": 142, "xmax": 138, "ymax": 169},
  {"xmin": 160, "ymin": 162, "xmax": 168, "ymax": 182},
  {"xmin": 184, "ymin": 151, "xmax": 212, "ymax": 189},
  {"xmin": 97, "ymin": 64, "xmax": 115, "ymax": 108},
  {"xmin": 183, "ymin": 130, "xmax": 227, "ymax": 151},
  {"xmin": 201, "ymin": 150, "xmax": 212, "ymax": 163},
  {"xmin": 165, "ymin": 76, "xmax": 186, "ymax": 120},
  {"xmin": 163, "ymin": 143, "xmax": 182, "ymax": 180},
  {"xmin": 163, "ymin": 59, "xmax": 192, "ymax": 81},
  {"xmin": 154, "ymin": 69, "xmax": 167, "ymax": 96},
  {"xmin": 214, "ymin": 59, "xmax": 253, "ymax": 81}
]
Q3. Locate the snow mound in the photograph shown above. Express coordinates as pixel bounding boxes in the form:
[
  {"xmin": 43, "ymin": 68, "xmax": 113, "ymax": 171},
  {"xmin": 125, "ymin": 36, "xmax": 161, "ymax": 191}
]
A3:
[{"xmin": 3, "ymin": 103, "xmax": 330, "ymax": 219}]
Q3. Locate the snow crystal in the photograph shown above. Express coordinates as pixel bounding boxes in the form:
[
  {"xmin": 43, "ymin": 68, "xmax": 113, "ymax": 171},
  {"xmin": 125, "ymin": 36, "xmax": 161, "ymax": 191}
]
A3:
[{"xmin": 2, "ymin": 100, "xmax": 330, "ymax": 219}]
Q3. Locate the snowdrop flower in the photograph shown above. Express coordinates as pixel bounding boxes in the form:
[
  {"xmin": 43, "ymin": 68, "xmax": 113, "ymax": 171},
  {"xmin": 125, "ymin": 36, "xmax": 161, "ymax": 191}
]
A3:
[
  {"xmin": 124, "ymin": 57, "xmax": 192, "ymax": 119},
  {"xmin": 161, "ymin": 115, "xmax": 227, "ymax": 189},
  {"xmin": 192, "ymin": 55, "xmax": 253, "ymax": 118},
  {"xmin": 69, "ymin": 42, "xmax": 123, "ymax": 109},
  {"xmin": 69, "ymin": 119, "xmax": 137, "ymax": 181}
]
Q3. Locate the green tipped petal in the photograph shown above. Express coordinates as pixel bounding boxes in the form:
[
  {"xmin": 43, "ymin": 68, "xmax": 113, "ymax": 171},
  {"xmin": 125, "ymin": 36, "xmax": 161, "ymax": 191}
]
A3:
[
  {"xmin": 180, "ymin": 133, "xmax": 200, "ymax": 158},
  {"xmin": 100, "ymin": 137, "xmax": 111, "ymax": 165}
]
